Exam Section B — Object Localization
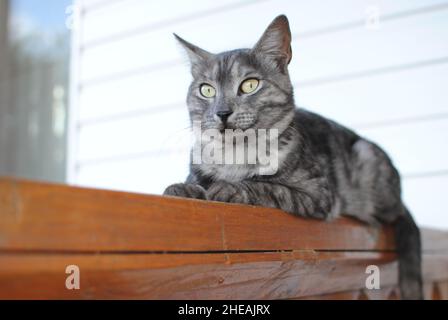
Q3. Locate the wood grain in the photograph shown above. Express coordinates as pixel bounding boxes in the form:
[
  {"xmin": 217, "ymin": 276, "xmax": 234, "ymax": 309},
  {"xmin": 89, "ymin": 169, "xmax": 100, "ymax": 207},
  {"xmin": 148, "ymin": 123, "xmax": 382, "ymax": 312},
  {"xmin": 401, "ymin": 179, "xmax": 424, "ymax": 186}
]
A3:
[
  {"xmin": 0, "ymin": 252, "xmax": 446, "ymax": 300},
  {"xmin": 0, "ymin": 251, "xmax": 398, "ymax": 299},
  {"xmin": 0, "ymin": 177, "xmax": 447, "ymax": 300},
  {"xmin": 0, "ymin": 177, "xmax": 398, "ymax": 252}
]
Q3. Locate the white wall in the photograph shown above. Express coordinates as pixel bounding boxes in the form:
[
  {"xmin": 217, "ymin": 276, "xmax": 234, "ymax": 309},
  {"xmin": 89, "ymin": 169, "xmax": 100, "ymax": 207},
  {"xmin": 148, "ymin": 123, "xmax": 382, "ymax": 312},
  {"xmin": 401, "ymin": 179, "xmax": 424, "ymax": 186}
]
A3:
[{"xmin": 69, "ymin": 0, "xmax": 448, "ymax": 229}]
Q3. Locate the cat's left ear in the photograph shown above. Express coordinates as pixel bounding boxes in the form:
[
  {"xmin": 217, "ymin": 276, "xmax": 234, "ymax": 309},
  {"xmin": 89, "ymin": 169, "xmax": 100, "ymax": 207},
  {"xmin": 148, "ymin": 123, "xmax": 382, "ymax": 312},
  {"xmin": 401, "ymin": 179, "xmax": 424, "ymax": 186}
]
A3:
[
  {"xmin": 253, "ymin": 15, "xmax": 292, "ymax": 68},
  {"xmin": 174, "ymin": 33, "xmax": 213, "ymax": 66}
]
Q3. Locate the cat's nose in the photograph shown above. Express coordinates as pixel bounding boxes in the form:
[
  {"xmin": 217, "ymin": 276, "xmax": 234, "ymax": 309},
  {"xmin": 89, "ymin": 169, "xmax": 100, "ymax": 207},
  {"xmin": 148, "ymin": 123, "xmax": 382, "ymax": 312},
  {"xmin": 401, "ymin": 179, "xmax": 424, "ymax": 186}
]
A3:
[{"xmin": 215, "ymin": 110, "xmax": 233, "ymax": 124}]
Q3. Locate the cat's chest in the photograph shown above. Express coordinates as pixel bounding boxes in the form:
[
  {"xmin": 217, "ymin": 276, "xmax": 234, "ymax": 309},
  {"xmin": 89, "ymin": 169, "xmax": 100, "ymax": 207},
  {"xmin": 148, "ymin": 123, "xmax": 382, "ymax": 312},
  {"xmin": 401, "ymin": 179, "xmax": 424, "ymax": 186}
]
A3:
[
  {"xmin": 199, "ymin": 164, "xmax": 258, "ymax": 182},
  {"xmin": 196, "ymin": 146, "xmax": 291, "ymax": 182},
  {"xmin": 193, "ymin": 130, "xmax": 294, "ymax": 182}
]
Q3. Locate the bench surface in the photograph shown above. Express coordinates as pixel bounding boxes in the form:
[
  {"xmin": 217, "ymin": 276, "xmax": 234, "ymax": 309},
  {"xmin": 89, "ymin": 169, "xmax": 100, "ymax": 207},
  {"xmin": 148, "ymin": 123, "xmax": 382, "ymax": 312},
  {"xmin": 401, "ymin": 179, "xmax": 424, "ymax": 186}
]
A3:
[{"xmin": 0, "ymin": 177, "xmax": 447, "ymax": 299}]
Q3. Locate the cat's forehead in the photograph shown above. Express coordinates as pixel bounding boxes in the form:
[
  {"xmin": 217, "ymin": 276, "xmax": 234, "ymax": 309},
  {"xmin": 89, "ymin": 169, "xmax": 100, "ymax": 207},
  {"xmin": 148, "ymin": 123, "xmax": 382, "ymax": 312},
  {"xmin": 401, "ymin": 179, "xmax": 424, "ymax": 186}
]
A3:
[{"xmin": 200, "ymin": 49, "xmax": 259, "ymax": 81}]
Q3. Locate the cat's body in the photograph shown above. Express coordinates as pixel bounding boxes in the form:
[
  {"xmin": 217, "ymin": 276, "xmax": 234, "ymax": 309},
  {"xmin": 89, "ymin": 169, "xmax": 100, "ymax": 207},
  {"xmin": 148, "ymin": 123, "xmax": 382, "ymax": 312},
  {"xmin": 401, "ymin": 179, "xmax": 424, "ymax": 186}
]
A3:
[
  {"xmin": 164, "ymin": 15, "xmax": 422, "ymax": 299},
  {"xmin": 185, "ymin": 108, "xmax": 399, "ymax": 224}
]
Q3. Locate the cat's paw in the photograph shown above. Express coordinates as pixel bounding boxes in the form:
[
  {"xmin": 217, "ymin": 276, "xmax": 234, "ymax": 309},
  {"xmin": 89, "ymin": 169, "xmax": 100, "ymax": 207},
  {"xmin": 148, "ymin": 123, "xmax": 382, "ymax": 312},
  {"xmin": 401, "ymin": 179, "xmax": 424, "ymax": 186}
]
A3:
[
  {"xmin": 163, "ymin": 183, "xmax": 207, "ymax": 200},
  {"xmin": 207, "ymin": 181, "xmax": 251, "ymax": 205}
]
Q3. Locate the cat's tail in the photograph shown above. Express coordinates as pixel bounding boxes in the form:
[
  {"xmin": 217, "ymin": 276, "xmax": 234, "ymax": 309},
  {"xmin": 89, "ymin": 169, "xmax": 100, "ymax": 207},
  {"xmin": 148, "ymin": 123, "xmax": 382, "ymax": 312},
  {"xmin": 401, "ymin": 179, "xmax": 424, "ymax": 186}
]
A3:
[{"xmin": 392, "ymin": 205, "xmax": 423, "ymax": 299}]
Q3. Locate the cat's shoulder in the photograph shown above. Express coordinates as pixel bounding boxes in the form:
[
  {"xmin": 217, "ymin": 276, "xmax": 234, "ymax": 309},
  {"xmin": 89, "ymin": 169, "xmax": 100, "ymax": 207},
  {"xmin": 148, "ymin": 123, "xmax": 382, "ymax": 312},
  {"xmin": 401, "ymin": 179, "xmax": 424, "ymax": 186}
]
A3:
[
  {"xmin": 294, "ymin": 107, "xmax": 335, "ymax": 128},
  {"xmin": 293, "ymin": 107, "xmax": 359, "ymax": 138}
]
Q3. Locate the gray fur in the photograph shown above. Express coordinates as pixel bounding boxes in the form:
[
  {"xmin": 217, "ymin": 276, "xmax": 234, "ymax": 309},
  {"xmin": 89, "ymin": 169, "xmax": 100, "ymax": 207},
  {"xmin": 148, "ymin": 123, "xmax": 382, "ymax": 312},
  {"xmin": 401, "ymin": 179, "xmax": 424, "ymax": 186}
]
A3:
[{"xmin": 165, "ymin": 15, "xmax": 422, "ymax": 299}]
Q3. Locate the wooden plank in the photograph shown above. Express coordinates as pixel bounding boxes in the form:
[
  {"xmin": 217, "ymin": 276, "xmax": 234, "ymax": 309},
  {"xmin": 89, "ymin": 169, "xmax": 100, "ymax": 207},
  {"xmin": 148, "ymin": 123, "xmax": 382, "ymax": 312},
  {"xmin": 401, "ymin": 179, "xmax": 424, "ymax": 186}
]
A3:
[
  {"xmin": 424, "ymin": 282, "xmax": 435, "ymax": 300},
  {"xmin": 295, "ymin": 289, "xmax": 363, "ymax": 300},
  {"xmin": 0, "ymin": 251, "xmax": 398, "ymax": 299},
  {"xmin": 0, "ymin": 251, "xmax": 446, "ymax": 300},
  {"xmin": 421, "ymin": 228, "xmax": 448, "ymax": 253},
  {"xmin": 0, "ymin": 178, "xmax": 397, "ymax": 252},
  {"xmin": 0, "ymin": 178, "xmax": 447, "ymax": 299},
  {"xmin": 297, "ymin": 286, "xmax": 397, "ymax": 300},
  {"xmin": 436, "ymin": 281, "xmax": 448, "ymax": 299},
  {"xmin": 362, "ymin": 287, "xmax": 395, "ymax": 300}
]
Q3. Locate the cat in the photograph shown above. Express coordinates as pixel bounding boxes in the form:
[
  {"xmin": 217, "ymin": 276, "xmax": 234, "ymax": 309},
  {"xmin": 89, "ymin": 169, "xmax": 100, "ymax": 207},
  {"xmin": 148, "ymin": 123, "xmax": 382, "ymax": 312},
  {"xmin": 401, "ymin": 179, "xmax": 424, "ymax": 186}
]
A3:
[{"xmin": 164, "ymin": 15, "xmax": 422, "ymax": 300}]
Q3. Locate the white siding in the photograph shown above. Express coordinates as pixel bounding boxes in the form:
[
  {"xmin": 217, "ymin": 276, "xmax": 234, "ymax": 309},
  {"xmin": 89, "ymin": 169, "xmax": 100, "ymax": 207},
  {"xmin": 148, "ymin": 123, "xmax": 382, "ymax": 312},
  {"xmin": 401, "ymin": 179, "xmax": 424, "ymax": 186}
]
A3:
[{"xmin": 70, "ymin": 0, "xmax": 448, "ymax": 228}]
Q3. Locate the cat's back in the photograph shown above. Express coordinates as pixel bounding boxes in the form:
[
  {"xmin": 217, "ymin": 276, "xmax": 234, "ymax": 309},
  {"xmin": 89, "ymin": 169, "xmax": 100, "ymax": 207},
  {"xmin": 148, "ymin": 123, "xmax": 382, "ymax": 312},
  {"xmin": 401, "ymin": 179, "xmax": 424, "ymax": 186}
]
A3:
[{"xmin": 293, "ymin": 108, "xmax": 360, "ymax": 154}]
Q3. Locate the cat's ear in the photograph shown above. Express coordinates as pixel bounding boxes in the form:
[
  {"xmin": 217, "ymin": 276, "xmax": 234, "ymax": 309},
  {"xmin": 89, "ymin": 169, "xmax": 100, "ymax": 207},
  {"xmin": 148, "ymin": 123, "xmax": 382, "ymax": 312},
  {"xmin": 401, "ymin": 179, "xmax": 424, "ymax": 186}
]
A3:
[
  {"xmin": 174, "ymin": 33, "xmax": 213, "ymax": 66},
  {"xmin": 253, "ymin": 15, "xmax": 292, "ymax": 68}
]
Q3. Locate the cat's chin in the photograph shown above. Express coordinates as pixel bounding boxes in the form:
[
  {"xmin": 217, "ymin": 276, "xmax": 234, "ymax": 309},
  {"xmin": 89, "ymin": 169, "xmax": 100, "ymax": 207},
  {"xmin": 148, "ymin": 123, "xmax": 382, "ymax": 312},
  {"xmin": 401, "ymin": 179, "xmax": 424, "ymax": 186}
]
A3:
[
  {"xmin": 220, "ymin": 126, "xmax": 251, "ymax": 132},
  {"xmin": 223, "ymin": 122, "xmax": 259, "ymax": 131}
]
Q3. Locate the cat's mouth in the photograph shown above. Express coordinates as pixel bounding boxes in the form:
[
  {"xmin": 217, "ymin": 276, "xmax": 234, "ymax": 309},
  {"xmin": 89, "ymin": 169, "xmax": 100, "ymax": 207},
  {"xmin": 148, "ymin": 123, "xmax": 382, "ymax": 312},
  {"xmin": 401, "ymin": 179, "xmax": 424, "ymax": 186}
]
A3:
[
  {"xmin": 218, "ymin": 124, "xmax": 246, "ymax": 133},
  {"xmin": 218, "ymin": 120, "xmax": 258, "ymax": 132},
  {"xmin": 219, "ymin": 124, "xmax": 235, "ymax": 133},
  {"xmin": 218, "ymin": 123, "xmax": 235, "ymax": 132}
]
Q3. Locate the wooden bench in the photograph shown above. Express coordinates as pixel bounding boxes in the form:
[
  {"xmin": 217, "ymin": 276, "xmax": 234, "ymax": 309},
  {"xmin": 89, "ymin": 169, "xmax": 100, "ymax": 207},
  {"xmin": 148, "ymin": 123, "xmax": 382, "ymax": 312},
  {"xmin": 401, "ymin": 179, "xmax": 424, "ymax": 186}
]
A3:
[{"xmin": 0, "ymin": 177, "xmax": 447, "ymax": 299}]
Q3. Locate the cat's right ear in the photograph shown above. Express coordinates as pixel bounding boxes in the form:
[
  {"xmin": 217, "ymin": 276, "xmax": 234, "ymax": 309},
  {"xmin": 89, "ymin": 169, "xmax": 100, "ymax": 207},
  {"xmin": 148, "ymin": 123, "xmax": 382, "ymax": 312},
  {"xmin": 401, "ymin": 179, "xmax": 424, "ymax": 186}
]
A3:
[{"xmin": 174, "ymin": 33, "xmax": 212, "ymax": 67}]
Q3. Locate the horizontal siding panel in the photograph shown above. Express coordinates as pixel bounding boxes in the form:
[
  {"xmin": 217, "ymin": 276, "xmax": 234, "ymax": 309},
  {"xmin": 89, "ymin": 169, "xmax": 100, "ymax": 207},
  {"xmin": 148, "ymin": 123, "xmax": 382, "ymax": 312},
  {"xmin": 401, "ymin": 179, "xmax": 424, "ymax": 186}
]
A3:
[
  {"xmin": 79, "ymin": 3, "xmax": 448, "ymax": 83},
  {"xmin": 78, "ymin": 59, "xmax": 448, "ymax": 124},
  {"xmin": 81, "ymin": 0, "xmax": 448, "ymax": 46},
  {"xmin": 290, "ymin": 8, "xmax": 448, "ymax": 85},
  {"xmin": 403, "ymin": 175, "xmax": 448, "ymax": 228},
  {"xmin": 78, "ymin": 0, "xmax": 116, "ymax": 11},
  {"xmin": 359, "ymin": 118, "xmax": 448, "ymax": 176},
  {"xmin": 298, "ymin": 62, "xmax": 448, "ymax": 127},
  {"xmin": 77, "ymin": 114, "xmax": 448, "ymax": 179},
  {"xmin": 77, "ymin": 109, "xmax": 191, "ymax": 162},
  {"xmin": 77, "ymin": 152, "xmax": 190, "ymax": 194},
  {"xmin": 81, "ymin": 0, "xmax": 246, "ymax": 44},
  {"xmin": 78, "ymin": 65, "xmax": 190, "ymax": 122}
]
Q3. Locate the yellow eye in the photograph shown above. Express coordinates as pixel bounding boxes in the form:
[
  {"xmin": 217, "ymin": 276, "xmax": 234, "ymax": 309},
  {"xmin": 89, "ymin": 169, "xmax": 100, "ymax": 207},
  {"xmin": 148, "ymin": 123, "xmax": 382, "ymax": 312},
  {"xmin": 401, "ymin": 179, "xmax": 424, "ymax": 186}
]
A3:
[
  {"xmin": 240, "ymin": 79, "xmax": 259, "ymax": 94},
  {"xmin": 200, "ymin": 84, "xmax": 216, "ymax": 98}
]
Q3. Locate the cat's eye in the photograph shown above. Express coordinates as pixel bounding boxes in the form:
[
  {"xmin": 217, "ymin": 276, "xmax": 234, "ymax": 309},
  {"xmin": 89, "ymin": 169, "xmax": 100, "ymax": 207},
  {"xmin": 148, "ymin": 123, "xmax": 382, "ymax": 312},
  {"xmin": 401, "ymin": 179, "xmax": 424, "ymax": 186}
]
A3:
[
  {"xmin": 200, "ymin": 84, "xmax": 216, "ymax": 98},
  {"xmin": 240, "ymin": 79, "xmax": 259, "ymax": 94}
]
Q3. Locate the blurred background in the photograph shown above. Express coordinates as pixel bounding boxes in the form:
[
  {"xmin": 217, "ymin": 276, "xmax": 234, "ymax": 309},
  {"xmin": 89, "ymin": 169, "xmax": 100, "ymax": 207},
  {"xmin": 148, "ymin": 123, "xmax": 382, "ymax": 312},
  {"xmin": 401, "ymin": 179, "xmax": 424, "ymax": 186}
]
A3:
[{"xmin": 0, "ymin": 0, "xmax": 447, "ymax": 228}]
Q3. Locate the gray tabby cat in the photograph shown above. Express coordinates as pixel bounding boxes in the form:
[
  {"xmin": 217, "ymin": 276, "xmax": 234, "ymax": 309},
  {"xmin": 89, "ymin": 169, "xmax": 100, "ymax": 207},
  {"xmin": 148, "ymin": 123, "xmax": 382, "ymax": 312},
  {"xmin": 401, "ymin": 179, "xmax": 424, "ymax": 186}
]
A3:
[{"xmin": 164, "ymin": 15, "xmax": 422, "ymax": 299}]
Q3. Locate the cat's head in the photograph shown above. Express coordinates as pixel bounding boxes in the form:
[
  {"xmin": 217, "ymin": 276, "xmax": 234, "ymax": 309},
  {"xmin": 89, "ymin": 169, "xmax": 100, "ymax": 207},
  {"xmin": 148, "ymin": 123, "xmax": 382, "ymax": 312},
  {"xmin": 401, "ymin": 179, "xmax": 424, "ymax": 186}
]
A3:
[{"xmin": 175, "ymin": 15, "xmax": 295, "ymax": 133}]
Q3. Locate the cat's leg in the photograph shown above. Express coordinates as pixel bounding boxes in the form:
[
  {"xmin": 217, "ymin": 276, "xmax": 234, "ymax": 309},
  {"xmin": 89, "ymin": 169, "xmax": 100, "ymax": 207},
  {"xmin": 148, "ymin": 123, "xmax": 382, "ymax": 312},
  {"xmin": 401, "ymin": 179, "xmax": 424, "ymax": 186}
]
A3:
[
  {"xmin": 163, "ymin": 183, "xmax": 207, "ymax": 200},
  {"xmin": 206, "ymin": 180, "xmax": 332, "ymax": 220}
]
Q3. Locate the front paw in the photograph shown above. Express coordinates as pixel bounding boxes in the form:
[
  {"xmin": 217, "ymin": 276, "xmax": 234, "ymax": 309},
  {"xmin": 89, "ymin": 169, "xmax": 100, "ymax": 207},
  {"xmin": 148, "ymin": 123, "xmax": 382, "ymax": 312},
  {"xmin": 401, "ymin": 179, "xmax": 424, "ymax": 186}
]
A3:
[
  {"xmin": 206, "ymin": 181, "xmax": 251, "ymax": 205},
  {"xmin": 163, "ymin": 183, "xmax": 207, "ymax": 200}
]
